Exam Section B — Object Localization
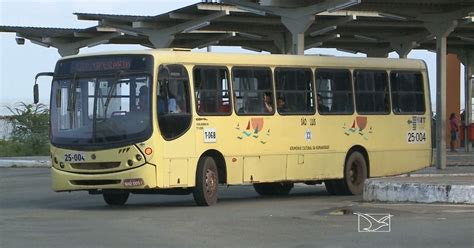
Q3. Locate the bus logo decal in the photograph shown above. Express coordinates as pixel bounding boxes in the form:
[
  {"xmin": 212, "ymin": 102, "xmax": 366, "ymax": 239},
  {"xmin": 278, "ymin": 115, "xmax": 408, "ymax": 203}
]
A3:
[
  {"xmin": 236, "ymin": 118, "xmax": 270, "ymax": 144},
  {"xmin": 305, "ymin": 129, "xmax": 312, "ymax": 142},
  {"xmin": 407, "ymin": 116, "xmax": 426, "ymax": 131},
  {"xmin": 343, "ymin": 116, "xmax": 373, "ymax": 140}
]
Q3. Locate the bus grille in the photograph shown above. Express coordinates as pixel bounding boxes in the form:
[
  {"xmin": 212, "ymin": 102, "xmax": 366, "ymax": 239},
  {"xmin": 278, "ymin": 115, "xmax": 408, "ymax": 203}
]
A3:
[
  {"xmin": 70, "ymin": 180, "xmax": 121, "ymax": 186},
  {"xmin": 70, "ymin": 162, "xmax": 121, "ymax": 170}
]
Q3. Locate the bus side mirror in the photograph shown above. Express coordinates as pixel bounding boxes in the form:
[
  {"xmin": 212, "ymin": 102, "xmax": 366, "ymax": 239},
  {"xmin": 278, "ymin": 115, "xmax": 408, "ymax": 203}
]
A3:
[
  {"xmin": 33, "ymin": 72, "xmax": 54, "ymax": 104},
  {"xmin": 33, "ymin": 84, "xmax": 39, "ymax": 104}
]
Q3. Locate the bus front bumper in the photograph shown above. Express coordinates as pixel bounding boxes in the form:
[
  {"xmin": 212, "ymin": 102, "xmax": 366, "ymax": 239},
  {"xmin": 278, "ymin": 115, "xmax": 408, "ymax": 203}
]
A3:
[{"xmin": 51, "ymin": 163, "xmax": 157, "ymax": 192}]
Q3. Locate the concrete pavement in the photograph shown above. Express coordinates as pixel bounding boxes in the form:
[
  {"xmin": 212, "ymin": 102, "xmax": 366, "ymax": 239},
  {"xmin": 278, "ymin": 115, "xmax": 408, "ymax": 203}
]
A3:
[
  {"xmin": 439, "ymin": 150, "xmax": 474, "ymax": 166},
  {"xmin": 1, "ymin": 168, "xmax": 473, "ymax": 248}
]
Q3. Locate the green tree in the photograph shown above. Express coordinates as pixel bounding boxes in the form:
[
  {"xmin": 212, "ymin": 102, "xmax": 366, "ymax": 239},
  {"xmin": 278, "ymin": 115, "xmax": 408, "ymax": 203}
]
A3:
[{"xmin": 1, "ymin": 102, "xmax": 50, "ymax": 156}]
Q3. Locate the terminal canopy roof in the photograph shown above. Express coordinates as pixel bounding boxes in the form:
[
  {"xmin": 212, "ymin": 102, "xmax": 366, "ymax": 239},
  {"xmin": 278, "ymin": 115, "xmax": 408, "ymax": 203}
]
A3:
[{"xmin": 0, "ymin": 0, "xmax": 473, "ymax": 57}]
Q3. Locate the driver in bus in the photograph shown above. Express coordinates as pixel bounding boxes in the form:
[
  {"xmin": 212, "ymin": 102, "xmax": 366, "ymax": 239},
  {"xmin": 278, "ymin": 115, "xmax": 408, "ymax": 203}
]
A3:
[
  {"xmin": 168, "ymin": 92, "xmax": 181, "ymax": 113},
  {"xmin": 157, "ymin": 87, "xmax": 166, "ymax": 115},
  {"xmin": 138, "ymin": 86, "xmax": 149, "ymax": 111}
]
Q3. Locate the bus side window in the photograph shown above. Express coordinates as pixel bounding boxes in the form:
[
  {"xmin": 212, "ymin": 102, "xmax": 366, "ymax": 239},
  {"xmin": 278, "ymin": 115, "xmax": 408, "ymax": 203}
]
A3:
[
  {"xmin": 315, "ymin": 69, "xmax": 353, "ymax": 115},
  {"xmin": 354, "ymin": 70, "xmax": 390, "ymax": 114},
  {"xmin": 232, "ymin": 67, "xmax": 274, "ymax": 115},
  {"xmin": 193, "ymin": 66, "xmax": 231, "ymax": 115},
  {"xmin": 275, "ymin": 68, "xmax": 314, "ymax": 115},
  {"xmin": 390, "ymin": 71, "xmax": 425, "ymax": 114}
]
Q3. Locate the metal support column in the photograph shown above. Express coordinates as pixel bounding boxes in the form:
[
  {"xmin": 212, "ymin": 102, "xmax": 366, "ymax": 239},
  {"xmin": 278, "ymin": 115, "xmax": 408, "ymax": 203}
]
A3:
[
  {"xmin": 464, "ymin": 54, "xmax": 474, "ymax": 152},
  {"xmin": 454, "ymin": 49, "xmax": 474, "ymax": 151},
  {"xmin": 425, "ymin": 19, "xmax": 457, "ymax": 170},
  {"xmin": 222, "ymin": 0, "xmax": 359, "ymax": 55},
  {"xmin": 390, "ymin": 40, "xmax": 417, "ymax": 59},
  {"xmin": 281, "ymin": 15, "xmax": 314, "ymax": 55},
  {"xmin": 436, "ymin": 36, "xmax": 448, "ymax": 169}
]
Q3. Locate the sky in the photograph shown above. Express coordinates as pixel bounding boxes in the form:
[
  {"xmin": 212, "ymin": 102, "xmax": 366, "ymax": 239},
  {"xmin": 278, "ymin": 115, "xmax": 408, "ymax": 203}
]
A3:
[{"xmin": 0, "ymin": 0, "xmax": 467, "ymax": 115}]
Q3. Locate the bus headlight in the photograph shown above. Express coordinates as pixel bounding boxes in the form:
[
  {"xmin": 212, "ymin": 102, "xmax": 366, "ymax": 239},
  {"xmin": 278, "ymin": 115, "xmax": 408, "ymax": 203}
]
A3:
[{"xmin": 135, "ymin": 154, "xmax": 142, "ymax": 161}]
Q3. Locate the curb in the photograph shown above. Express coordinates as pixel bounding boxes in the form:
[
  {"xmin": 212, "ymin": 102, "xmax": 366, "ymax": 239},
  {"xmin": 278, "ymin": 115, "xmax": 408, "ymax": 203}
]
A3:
[
  {"xmin": 363, "ymin": 179, "xmax": 474, "ymax": 204},
  {"xmin": 399, "ymin": 173, "xmax": 474, "ymax": 177}
]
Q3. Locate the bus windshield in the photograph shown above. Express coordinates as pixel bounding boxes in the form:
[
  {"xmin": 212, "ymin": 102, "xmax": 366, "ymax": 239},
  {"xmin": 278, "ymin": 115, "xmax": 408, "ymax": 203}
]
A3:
[{"xmin": 50, "ymin": 74, "xmax": 152, "ymax": 148}]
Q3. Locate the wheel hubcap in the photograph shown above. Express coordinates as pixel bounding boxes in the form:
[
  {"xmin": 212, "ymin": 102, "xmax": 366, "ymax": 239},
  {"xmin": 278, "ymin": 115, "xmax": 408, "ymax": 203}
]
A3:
[
  {"xmin": 205, "ymin": 169, "xmax": 217, "ymax": 196},
  {"xmin": 350, "ymin": 162, "xmax": 360, "ymax": 184}
]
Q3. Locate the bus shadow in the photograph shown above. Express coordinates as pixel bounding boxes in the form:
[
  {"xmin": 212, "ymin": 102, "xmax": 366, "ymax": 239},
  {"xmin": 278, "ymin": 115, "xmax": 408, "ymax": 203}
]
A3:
[{"xmin": 19, "ymin": 185, "xmax": 360, "ymax": 211}]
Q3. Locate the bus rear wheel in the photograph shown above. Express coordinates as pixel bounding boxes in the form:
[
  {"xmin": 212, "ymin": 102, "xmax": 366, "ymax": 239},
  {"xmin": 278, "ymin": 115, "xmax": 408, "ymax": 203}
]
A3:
[
  {"xmin": 343, "ymin": 151, "xmax": 367, "ymax": 195},
  {"xmin": 253, "ymin": 182, "xmax": 294, "ymax": 196},
  {"xmin": 103, "ymin": 191, "xmax": 129, "ymax": 206},
  {"xmin": 325, "ymin": 151, "xmax": 367, "ymax": 195},
  {"xmin": 193, "ymin": 156, "xmax": 219, "ymax": 206}
]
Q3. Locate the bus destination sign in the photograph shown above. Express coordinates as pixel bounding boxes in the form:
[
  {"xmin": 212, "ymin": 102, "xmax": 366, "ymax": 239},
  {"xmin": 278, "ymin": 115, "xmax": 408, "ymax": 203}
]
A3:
[
  {"xmin": 55, "ymin": 55, "xmax": 152, "ymax": 75},
  {"xmin": 71, "ymin": 58, "xmax": 131, "ymax": 72}
]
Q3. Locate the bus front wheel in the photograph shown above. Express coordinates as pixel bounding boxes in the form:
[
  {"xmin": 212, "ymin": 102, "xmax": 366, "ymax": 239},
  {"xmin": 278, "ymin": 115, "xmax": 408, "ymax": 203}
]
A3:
[
  {"xmin": 103, "ymin": 191, "xmax": 129, "ymax": 206},
  {"xmin": 253, "ymin": 182, "xmax": 294, "ymax": 196},
  {"xmin": 193, "ymin": 156, "xmax": 219, "ymax": 206}
]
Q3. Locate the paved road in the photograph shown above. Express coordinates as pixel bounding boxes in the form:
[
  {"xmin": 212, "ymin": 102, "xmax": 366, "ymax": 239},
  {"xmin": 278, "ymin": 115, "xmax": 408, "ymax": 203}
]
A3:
[{"xmin": 1, "ymin": 168, "xmax": 473, "ymax": 248}]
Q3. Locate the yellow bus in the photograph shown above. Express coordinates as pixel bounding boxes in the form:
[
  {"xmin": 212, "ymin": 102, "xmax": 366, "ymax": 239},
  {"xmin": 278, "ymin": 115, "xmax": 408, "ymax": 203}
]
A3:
[{"xmin": 34, "ymin": 49, "xmax": 432, "ymax": 206}]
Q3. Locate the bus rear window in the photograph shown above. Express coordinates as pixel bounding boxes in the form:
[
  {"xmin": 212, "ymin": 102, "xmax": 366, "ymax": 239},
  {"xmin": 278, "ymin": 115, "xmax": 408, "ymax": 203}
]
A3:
[{"xmin": 390, "ymin": 71, "xmax": 425, "ymax": 114}]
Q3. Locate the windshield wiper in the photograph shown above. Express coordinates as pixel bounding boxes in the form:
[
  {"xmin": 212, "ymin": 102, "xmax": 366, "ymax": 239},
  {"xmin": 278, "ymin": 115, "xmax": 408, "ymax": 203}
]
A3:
[
  {"xmin": 66, "ymin": 74, "xmax": 78, "ymax": 129},
  {"xmin": 67, "ymin": 73, "xmax": 77, "ymax": 112},
  {"xmin": 103, "ymin": 71, "xmax": 123, "ymax": 118}
]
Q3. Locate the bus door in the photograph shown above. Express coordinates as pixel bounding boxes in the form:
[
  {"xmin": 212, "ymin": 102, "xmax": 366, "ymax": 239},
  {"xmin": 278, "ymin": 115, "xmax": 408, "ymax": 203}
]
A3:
[{"xmin": 157, "ymin": 65, "xmax": 195, "ymax": 187}]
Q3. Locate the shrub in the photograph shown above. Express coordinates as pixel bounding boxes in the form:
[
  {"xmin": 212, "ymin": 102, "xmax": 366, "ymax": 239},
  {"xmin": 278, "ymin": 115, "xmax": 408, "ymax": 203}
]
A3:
[{"xmin": 1, "ymin": 102, "xmax": 50, "ymax": 156}]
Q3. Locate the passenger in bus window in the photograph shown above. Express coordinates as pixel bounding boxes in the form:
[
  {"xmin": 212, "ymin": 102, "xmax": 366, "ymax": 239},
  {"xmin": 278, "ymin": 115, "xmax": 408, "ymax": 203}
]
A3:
[
  {"xmin": 317, "ymin": 94, "xmax": 329, "ymax": 113},
  {"xmin": 235, "ymin": 96, "xmax": 246, "ymax": 114},
  {"xmin": 277, "ymin": 96, "xmax": 289, "ymax": 113},
  {"xmin": 263, "ymin": 92, "xmax": 273, "ymax": 113}
]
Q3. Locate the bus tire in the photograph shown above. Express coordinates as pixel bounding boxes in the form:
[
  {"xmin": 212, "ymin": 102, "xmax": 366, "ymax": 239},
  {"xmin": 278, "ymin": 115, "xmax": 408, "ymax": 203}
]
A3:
[
  {"xmin": 193, "ymin": 156, "xmax": 219, "ymax": 206},
  {"xmin": 103, "ymin": 191, "xmax": 129, "ymax": 206},
  {"xmin": 253, "ymin": 182, "xmax": 294, "ymax": 196},
  {"xmin": 342, "ymin": 151, "xmax": 367, "ymax": 195}
]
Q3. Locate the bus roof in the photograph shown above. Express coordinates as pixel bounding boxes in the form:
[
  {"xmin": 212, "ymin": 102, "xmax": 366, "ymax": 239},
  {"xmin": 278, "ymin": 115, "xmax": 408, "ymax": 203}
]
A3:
[{"xmin": 60, "ymin": 48, "xmax": 427, "ymax": 71}]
